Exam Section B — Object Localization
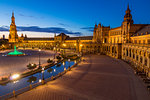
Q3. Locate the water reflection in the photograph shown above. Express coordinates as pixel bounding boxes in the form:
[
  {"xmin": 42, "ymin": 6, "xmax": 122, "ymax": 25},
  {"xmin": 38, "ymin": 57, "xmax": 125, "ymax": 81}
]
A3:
[
  {"xmin": 56, "ymin": 63, "xmax": 61, "ymax": 67},
  {"xmin": 0, "ymin": 60, "xmax": 75, "ymax": 96},
  {"xmin": 27, "ymin": 76, "xmax": 37, "ymax": 84},
  {"xmin": 47, "ymin": 68, "xmax": 53, "ymax": 73}
]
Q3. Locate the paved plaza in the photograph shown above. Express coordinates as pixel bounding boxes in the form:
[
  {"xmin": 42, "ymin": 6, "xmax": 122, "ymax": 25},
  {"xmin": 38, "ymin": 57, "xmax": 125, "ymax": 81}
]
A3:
[
  {"xmin": 9, "ymin": 55, "xmax": 150, "ymax": 100},
  {"xmin": 0, "ymin": 50, "xmax": 55, "ymax": 77}
]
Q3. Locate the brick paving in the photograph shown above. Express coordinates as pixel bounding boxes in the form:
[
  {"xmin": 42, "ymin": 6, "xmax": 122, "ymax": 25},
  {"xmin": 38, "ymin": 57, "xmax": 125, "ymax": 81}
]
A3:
[{"xmin": 9, "ymin": 55, "xmax": 150, "ymax": 100}]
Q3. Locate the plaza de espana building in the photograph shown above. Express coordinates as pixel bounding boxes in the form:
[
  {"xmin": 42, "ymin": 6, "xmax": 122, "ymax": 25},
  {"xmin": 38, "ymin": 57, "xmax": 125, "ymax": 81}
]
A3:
[{"xmin": 6, "ymin": 5, "xmax": 150, "ymax": 77}]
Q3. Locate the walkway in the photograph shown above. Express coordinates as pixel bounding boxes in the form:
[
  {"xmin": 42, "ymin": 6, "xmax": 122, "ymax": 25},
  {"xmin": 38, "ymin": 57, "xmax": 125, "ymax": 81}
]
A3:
[{"xmin": 9, "ymin": 55, "xmax": 150, "ymax": 100}]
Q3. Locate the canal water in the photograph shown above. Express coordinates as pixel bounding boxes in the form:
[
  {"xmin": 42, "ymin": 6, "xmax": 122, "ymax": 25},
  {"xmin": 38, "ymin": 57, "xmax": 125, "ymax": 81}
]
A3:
[{"xmin": 0, "ymin": 60, "xmax": 75, "ymax": 96}]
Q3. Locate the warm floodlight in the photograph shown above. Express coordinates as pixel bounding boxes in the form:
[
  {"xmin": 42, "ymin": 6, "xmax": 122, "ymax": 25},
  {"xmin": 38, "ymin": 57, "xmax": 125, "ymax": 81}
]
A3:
[
  {"xmin": 64, "ymin": 67, "xmax": 66, "ymax": 70},
  {"xmin": 11, "ymin": 74, "xmax": 20, "ymax": 80},
  {"xmin": 39, "ymin": 49, "xmax": 41, "ymax": 51},
  {"xmin": 63, "ymin": 43, "xmax": 66, "ymax": 47},
  {"xmin": 63, "ymin": 62, "xmax": 65, "ymax": 65},
  {"xmin": 75, "ymin": 60, "xmax": 76, "ymax": 63},
  {"xmin": 42, "ymin": 67, "xmax": 44, "ymax": 71},
  {"xmin": 80, "ymin": 44, "xmax": 83, "ymax": 47},
  {"xmin": 31, "ymin": 63, "xmax": 34, "ymax": 66}
]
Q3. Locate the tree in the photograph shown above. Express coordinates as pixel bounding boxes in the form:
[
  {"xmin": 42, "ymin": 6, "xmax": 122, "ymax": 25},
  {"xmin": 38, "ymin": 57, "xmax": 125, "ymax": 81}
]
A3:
[
  {"xmin": 27, "ymin": 63, "xmax": 37, "ymax": 71},
  {"xmin": 27, "ymin": 76, "xmax": 37, "ymax": 84},
  {"xmin": 56, "ymin": 56, "xmax": 61, "ymax": 60},
  {"xmin": 47, "ymin": 59, "xmax": 53, "ymax": 63},
  {"xmin": 47, "ymin": 68, "xmax": 53, "ymax": 73}
]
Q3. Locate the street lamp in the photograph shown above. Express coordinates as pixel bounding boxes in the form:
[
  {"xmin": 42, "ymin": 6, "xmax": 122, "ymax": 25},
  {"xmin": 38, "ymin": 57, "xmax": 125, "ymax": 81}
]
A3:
[
  {"xmin": 10, "ymin": 74, "xmax": 20, "ymax": 80},
  {"xmin": 64, "ymin": 67, "xmax": 66, "ymax": 71},
  {"xmin": 39, "ymin": 49, "xmax": 41, "ymax": 69},
  {"xmin": 68, "ymin": 59, "xmax": 70, "ymax": 70},
  {"xmin": 10, "ymin": 74, "xmax": 20, "ymax": 97},
  {"xmin": 63, "ymin": 43, "xmax": 66, "ymax": 55},
  {"xmin": 54, "ymin": 44, "xmax": 58, "ymax": 59},
  {"xmin": 39, "ymin": 67, "xmax": 45, "ymax": 84},
  {"xmin": 73, "ymin": 43, "xmax": 76, "ymax": 52},
  {"xmin": 39, "ymin": 79, "xmax": 42, "ymax": 83},
  {"xmin": 63, "ymin": 62, "xmax": 65, "ymax": 66},
  {"xmin": 42, "ymin": 67, "xmax": 45, "ymax": 82}
]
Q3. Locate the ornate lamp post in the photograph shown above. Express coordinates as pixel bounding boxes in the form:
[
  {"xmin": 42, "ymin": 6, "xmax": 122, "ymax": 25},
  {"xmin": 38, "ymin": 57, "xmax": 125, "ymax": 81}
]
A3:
[
  {"xmin": 41, "ymin": 67, "xmax": 45, "ymax": 84},
  {"xmin": 38, "ymin": 49, "xmax": 41, "ymax": 69},
  {"xmin": 63, "ymin": 43, "xmax": 66, "ymax": 55},
  {"xmin": 53, "ymin": 47, "xmax": 56, "ymax": 59},
  {"xmin": 10, "ymin": 74, "xmax": 20, "ymax": 97},
  {"xmin": 74, "ymin": 43, "xmax": 76, "ymax": 52},
  {"xmin": 54, "ymin": 43, "xmax": 58, "ymax": 59},
  {"xmin": 68, "ymin": 59, "xmax": 71, "ymax": 70}
]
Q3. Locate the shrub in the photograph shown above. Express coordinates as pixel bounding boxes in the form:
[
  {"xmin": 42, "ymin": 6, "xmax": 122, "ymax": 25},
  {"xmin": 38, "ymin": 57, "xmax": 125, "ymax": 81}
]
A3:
[
  {"xmin": 56, "ymin": 56, "xmax": 61, "ymax": 60},
  {"xmin": 27, "ymin": 63, "xmax": 37, "ymax": 71},
  {"xmin": 47, "ymin": 59, "xmax": 53, "ymax": 63},
  {"xmin": 47, "ymin": 68, "xmax": 53, "ymax": 73},
  {"xmin": 1, "ymin": 77, "xmax": 8, "ymax": 81}
]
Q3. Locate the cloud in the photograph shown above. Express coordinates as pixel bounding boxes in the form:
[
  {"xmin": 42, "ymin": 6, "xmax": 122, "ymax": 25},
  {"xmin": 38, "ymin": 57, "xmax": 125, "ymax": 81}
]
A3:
[
  {"xmin": 58, "ymin": 23, "xmax": 69, "ymax": 27},
  {"xmin": 18, "ymin": 14, "xmax": 25, "ymax": 16},
  {"xmin": 0, "ymin": 26, "xmax": 81, "ymax": 35},
  {"xmin": 18, "ymin": 13, "xmax": 37, "ymax": 19},
  {"xmin": 81, "ymin": 27, "xmax": 94, "ymax": 32},
  {"xmin": 0, "ymin": 26, "xmax": 9, "ymax": 31}
]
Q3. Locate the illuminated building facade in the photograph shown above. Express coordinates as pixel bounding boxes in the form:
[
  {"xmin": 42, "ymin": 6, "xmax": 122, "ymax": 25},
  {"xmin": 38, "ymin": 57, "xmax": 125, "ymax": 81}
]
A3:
[
  {"xmin": 8, "ymin": 5, "xmax": 150, "ymax": 77},
  {"xmin": 95, "ymin": 4, "xmax": 150, "ymax": 77}
]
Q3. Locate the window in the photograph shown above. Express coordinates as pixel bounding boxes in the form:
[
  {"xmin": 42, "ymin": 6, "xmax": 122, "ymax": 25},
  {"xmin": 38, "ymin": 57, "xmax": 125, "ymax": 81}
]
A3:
[
  {"xmin": 136, "ymin": 56, "xmax": 138, "ymax": 60},
  {"xmin": 143, "ymin": 40, "xmax": 145, "ymax": 44},
  {"xmin": 133, "ymin": 54, "xmax": 135, "ymax": 59},
  {"xmin": 145, "ymin": 59, "xmax": 147, "ymax": 66},
  {"xmin": 148, "ymin": 39, "xmax": 150, "ymax": 44},
  {"xmin": 140, "ymin": 57, "xmax": 142, "ymax": 63},
  {"xmin": 139, "ymin": 40, "xmax": 141, "ymax": 44}
]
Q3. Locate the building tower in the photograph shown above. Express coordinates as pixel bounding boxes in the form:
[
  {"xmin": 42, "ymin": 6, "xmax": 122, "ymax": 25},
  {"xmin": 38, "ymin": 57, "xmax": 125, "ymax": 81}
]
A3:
[
  {"xmin": 93, "ymin": 23, "xmax": 103, "ymax": 43},
  {"xmin": 93, "ymin": 24, "xmax": 97, "ymax": 42},
  {"xmin": 122, "ymin": 4, "xmax": 133, "ymax": 43},
  {"xmin": 9, "ymin": 12, "xmax": 18, "ymax": 43}
]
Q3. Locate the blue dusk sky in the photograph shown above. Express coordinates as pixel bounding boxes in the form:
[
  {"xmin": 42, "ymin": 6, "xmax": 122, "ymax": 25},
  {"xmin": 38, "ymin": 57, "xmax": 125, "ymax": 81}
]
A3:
[{"xmin": 0, "ymin": 0, "xmax": 150, "ymax": 38}]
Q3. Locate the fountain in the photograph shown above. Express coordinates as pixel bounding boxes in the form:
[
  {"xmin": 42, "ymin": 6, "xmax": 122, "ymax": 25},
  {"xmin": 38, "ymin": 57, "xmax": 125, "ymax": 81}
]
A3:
[{"xmin": 7, "ymin": 46, "xmax": 25, "ymax": 56}]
